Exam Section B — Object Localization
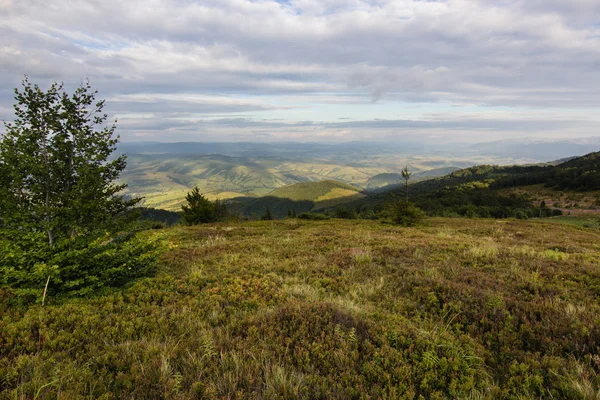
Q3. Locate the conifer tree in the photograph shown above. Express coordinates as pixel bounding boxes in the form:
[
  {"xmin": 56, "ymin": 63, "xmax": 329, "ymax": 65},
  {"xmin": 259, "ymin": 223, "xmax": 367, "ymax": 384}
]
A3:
[
  {"xmin": 181, "ymin": 187, "xmax": 225, "ymax": 225},
  {"xmin": 401, "ymin": 165, "xmax": 412, "ymax": 202},
  {"xmin": 261, "ymin": 207, "xmax": 274, "ymax": 221}
]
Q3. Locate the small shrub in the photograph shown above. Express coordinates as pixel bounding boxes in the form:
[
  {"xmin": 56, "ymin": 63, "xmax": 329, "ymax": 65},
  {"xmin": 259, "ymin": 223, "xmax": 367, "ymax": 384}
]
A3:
[{"xmin": 388, "ymin": 200, "xmax": 426, "ymax": 226}]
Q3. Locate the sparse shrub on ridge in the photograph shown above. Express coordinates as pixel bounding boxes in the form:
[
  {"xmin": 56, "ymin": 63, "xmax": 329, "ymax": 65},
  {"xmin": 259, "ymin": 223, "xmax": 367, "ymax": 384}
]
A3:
[{"xmin": 297, "ymin": 212, "xmax": 330, "ymax": 220}]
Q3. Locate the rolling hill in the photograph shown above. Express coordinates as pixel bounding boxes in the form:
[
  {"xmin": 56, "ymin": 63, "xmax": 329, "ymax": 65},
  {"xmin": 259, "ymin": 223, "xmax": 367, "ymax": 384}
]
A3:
[
  {"xmin": 235, "ymin": 180, "xmax": 366, "ymax": 219},
  {"xmin": 116, "ymin": 139, "xmax": 600, "ymax": 211},
  {"xmin": 121, "ymin": 154, "xmax": 387, "ymax": 210},
  {"xmin": 346, "ymin": 151, "xmax": 600, "ymax": 220},
  {"xmin": 366, "ymin": 167, "xmax": 461, "ymax": 189},
  {"xmin": 120, "ymin": 155, "xmax": 458, "ymax": 211},
  {"xmin": 215, "ymin": 152, "xmax": 600, "ymax": 221}
]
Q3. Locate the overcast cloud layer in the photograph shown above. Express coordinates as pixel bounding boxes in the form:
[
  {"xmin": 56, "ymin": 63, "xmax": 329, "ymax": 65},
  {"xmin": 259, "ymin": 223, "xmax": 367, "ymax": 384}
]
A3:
[{"xmin": 1, "ymin": 0, "xmax": 599, "ymax": 142}]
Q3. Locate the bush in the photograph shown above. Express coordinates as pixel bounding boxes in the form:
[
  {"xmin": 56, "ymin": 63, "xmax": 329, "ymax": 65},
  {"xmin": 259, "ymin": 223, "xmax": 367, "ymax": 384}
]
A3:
[
  {"xmin": 334, "ymin": 206, "xmax": 358, "ymax": 219},
  {"xmin": 181, "ymin": 187, "xmax": 227, "ymax": 225},
  {"xmin": 0, "ymin": 228, "xmax": 161, "ymax": 304},
  {"xmin": 388, "ymin": 200, "xmax": 426, "ymax": 226},
  {"xmin": 261, "ymin": 207, "xmax": 274, "ymax": 221},
  {"xmin": 0, "ymin": 79, "xmax": 157, "ymax": 303}
]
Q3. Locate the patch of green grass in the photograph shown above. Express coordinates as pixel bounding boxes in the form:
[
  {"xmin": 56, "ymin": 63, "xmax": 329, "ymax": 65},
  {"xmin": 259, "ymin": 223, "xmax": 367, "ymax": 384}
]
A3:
[{"xmin": 539, "ymin": 215, "xmax": 600, "ymax": 229}]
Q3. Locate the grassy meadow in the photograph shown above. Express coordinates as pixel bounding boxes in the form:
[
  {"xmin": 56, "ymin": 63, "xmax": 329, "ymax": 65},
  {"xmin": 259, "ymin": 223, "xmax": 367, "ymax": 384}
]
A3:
[{"xmin": 2, "ymin": 218, "xmax": 600, "ymax": 399}]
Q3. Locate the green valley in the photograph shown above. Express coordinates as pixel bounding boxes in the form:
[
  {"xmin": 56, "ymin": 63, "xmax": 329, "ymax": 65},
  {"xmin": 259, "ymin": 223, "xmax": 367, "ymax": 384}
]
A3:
[{"xmin": 120, "ymin": 154, "xmax": 388, "ymax": 210}]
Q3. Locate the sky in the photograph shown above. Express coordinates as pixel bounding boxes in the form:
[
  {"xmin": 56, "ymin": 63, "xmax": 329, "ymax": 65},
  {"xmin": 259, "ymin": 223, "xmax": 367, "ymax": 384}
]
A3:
[{"xmin": 1, "ymin": 0, "xmax": 600, "ymax": 143}]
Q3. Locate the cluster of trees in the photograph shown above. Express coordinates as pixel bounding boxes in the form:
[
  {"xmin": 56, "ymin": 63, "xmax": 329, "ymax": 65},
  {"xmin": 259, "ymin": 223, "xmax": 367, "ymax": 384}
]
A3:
[
  {"xmin": 415, "ymin": 187, "xmax": 562, "ymax": 219},
  {"xmin": 0, "ymin": 79, "xmax": 158, "ymax": 304}
]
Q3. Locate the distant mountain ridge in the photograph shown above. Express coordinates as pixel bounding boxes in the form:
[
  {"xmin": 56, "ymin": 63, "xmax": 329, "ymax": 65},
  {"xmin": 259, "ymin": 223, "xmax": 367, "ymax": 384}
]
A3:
[{"xmin": 117, "ymin": 140, "xmax": 600, "ymax": 211}]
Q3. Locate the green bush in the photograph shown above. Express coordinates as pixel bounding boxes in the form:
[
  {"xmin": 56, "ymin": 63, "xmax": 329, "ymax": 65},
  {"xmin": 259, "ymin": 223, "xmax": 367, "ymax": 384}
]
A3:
[
  {"xmin": 0, "ymin": 228, "xmax": 161, "ymax": 304},
  {"xmin": 181, "ymin": 187, "xmax": 227, "ymax": 225},
  {"xmin": 388, "ymin": 200, "xmax": 426, "ymax": 226},
  {"xmin": 298, "ymin": 212, "xmax": 330, "ymax": 220},
  {"xmin": 261, "ymin": 207, "xmax": 274, "ymax": 221},
  {"xmin": 0, "ymin": 79, "xmax": 158, "ymax": 304}
]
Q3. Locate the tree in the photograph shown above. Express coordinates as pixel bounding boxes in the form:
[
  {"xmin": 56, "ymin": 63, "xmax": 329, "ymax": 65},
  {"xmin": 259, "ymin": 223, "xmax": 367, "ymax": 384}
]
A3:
[
  {"xmin": 0, "ymin": 78, "xmax": 154, "ymax": 302},
  {"xmin": 1, "ymin": 78, "xmax": 136, "ymax": 244},
  {"xmin": 401, "ymin": 165, "xmax": 412, "ymax": 202},
  {"xmin": 181, "ymin": 187, "xmax": 226, "ymax": 225},
  {"xmin": 261, "ymin": 207, "xmax": 274, "ymax": 221}
]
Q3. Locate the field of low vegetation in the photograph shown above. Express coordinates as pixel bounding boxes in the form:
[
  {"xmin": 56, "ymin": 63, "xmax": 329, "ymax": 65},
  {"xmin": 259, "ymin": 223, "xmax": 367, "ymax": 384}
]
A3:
[{"xmin": 2, "ymin": 218, "xmax": 600, "ymax": 399}]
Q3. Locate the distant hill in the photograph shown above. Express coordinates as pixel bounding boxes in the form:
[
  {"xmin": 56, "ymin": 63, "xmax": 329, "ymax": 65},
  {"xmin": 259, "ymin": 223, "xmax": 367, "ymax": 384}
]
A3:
[
  {"xmin": 268, "ymin": 180, "xmax": 361, "ymax": 201},
  {"xmin": 117, "ymin": 138, "xmax": 600, "ymax": 212},
  {"xmin": 366, "ymin": 173, "xmax": 403, "ymax": 189},
  {"xmin": 366, "ymin": 167, "xmax": 461, "ymax": 190},
  {"xmin": 235, "ymin": 180, "xmax": 365, "ymax": 219},
  {"xmin": 468, "ymin": 138, "xmax": 600, "ymax": 161},
  {"xmin": 121, "ymin": 154, "xmax": 385, "ymax": 210},
  {"xmin": 345, "ymin": 151, "xmax": 600, "ymax": 219}
]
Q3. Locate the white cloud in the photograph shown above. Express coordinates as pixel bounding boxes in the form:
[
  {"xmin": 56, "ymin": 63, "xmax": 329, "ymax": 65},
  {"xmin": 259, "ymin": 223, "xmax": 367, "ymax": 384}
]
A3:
[{"xmin": 1, "ymin": 0, "xmax": 599, "ymax": 141}]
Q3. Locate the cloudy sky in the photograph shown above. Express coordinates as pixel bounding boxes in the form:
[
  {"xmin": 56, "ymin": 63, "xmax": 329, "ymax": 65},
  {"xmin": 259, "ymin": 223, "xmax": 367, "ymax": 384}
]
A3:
[{"xmin": 1, "ymin": 0, "xmax": 599, "ymax": 143}]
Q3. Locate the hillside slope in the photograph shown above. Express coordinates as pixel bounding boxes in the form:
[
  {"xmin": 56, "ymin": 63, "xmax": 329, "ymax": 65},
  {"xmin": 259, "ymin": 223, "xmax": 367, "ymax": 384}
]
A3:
[
  {"xmin": 268, "ymin": 180, "xmax": 361, "ymax": 201},
  {"xmin": 366, "ymin": 166, "xmax": 461, "ymax": 189},
  {"xmin": 2, "ymin": 219, "xmax": 600, "ymax": 398},
  {"xmin": 121, "ymin": 154, "xmax": 386, "ymax": 210},
  {"xmin": 350, "ymin": 151, "xmax": 600, "ymax": 218},
  {"xmin": 236, "ymin": 180, "xmax": 365, "ymax": 218}
]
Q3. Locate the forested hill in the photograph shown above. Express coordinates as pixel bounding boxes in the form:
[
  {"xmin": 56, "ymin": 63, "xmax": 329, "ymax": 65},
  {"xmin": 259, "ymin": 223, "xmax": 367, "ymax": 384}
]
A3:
[
  {"xmin": 346, "ymin": 151, "xmax": 600, "ymax": 219},
  {"xmin": 392, "ymin": 150, "xmax": 600, "ymax": 197},
  {"xmin": 233, "ymin": 180, "xmax": 365, "ymax": 219},
  {"xmin": 225, "ymin": 152, "xmax": 600, "ymax": 220}
]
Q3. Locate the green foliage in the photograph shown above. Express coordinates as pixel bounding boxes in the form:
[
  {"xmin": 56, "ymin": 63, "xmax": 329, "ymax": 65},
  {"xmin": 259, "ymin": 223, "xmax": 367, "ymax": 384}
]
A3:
[
  {"xmin": 388, "ymin": 200, "xmax": 426, "ymax": 226},
  {"xmin": 297, "ymin": 212, "xmax": 330, "ymax": 220},
  {"xmin": 334, "ymin": 206, "xmax": 358, "ymax": 219},
  {"xmin": 180, "ymin": 187, "xmax": 227, "ymax": 225},
  {"xmin": 401, "ymin": 165, "xmax": 412, "ymax": 201},
  {"xmin": 0, "ymin": 78, "xmax": 136, "ymax": 242},
  {"xmin": 0, "ymin": 228, "xmax": 161, "ymax": 303},
  {"xmin": 0, "ymin": 79, "xmax": 154, "ymax": 302},
  {"xmin": 135, "ymin": 207, "xmax": 181, "ymax": 226},
  {"xmin": 261, "ymin": 207, "xmax": 274, "ymax": 221}
]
